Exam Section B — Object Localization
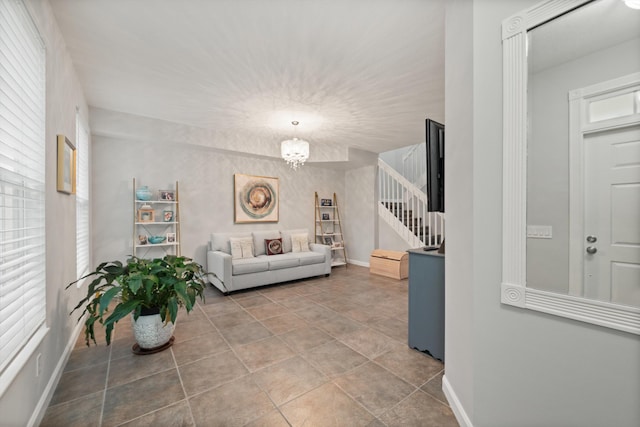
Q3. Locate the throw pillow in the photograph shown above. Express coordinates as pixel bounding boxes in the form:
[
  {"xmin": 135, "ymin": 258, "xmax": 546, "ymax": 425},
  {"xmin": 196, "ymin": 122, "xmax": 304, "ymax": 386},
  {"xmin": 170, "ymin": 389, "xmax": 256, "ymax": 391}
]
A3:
[
  {"xmin": 291, "ymin": 233, "xmax": 310, "ymax": 253},
  {"xmin": 280, "ymin": 229, "xmax": 308, "ymax": 253},
  {"xmin": 265, "ymin": 238, "xmax": 283, "ymax": 255},
  {"xmin": 229, "ymin": 237, "xmax": 254, "ymax": 259}
]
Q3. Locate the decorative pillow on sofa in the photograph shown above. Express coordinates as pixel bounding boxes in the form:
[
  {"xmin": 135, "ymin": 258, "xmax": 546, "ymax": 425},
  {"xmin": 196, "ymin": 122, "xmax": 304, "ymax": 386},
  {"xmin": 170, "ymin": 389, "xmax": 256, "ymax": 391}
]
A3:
[
  {"xmin": 229, "ymin": 237, "xmax": 254, "ymax": 259},
  {"xmin": 252, "ymin": 230, "xmax": 281, "ymax": 256},
  {"xmin": 265, "ymin": 238, "xmax": 283, "ymax": 255},
  {"xmin": 281, "ymin": 229, "xmax": 308, "ymax": 253},
  {"xmin": 291, "ymin": 233, "xmax": 310, "ymax": 253}
]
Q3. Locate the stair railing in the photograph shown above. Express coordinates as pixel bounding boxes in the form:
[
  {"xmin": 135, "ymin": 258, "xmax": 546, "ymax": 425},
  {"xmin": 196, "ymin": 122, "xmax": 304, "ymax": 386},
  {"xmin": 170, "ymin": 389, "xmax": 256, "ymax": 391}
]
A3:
[
  {"xmin": 401, "ymin": 143, "xmax": 427, "ymax": 189},
  {"xmin": 378, "ymin": 158, "xmax": 444, "ymax": 248}
]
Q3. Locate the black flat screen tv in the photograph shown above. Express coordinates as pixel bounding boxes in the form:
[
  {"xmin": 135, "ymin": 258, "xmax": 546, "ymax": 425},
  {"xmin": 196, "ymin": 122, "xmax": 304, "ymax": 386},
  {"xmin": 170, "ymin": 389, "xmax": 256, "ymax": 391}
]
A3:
[{"xmin": 425, "ymin": 119, "xmax": 444, "ymax": 212}]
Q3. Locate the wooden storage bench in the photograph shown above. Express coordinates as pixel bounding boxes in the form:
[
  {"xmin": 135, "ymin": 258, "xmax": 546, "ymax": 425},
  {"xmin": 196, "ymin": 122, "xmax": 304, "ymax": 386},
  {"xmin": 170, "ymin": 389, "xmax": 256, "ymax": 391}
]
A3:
[{"xmin": 369, "ymin": 249, "xmax": 408, "ymax": 279}]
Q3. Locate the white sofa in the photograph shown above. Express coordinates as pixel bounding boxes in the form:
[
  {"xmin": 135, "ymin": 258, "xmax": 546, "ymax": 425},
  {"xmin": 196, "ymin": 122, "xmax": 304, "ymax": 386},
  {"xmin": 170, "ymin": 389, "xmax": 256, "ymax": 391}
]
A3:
[{"xmin": 206, "ymin": 229, "xmax": 331, "ymax": 293}]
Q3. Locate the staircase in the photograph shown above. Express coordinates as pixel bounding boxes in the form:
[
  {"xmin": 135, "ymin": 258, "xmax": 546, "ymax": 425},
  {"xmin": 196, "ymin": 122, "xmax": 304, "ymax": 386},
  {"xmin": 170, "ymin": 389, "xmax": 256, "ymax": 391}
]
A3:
[{"xmin": 378, "ymin": 158, "xmax": 444, "ymax": 248}]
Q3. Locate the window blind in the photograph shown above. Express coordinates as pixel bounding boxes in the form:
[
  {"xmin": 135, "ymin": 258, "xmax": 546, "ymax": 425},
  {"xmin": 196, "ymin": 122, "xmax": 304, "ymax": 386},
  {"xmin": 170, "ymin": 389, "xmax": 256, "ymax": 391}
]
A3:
[
  {"xmin": 76, "ymin": 114, "xmax": 89, "ymax": 280},
  {"xmin": 0, "ymin": 0, "xmax": 46, "ymax": 377}
]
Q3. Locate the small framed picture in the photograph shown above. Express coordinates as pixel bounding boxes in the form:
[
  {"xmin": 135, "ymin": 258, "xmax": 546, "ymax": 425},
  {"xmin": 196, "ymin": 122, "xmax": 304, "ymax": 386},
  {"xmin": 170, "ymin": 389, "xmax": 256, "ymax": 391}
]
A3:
[
  {"xmin": 322, "ymin": 213, "xmax": 330, "ymax": 221},
  {"xmin": 159, "ymin": 190, "xmax": 175, "ymax": 201},
  {"xmin": 166, "ymin": 232, "xmax": 176, "ymax": 243},
  {"xmin": 320, "ymin": 198, "xmax": 332, "ymax": 206},
  {"xmin": 138, "ymin": 235, "xmax": 148, "ymax": 245},
  {"xmin": 323, "ymin": 236, "xmax": 333, "ymax": 246},
  {"xmin": 163, "ymin": 209, "xmax": 174, "ymax": 222},
  {"xmin": 137, "ymin": 207, "xmax": 155, "ymax": 222}
]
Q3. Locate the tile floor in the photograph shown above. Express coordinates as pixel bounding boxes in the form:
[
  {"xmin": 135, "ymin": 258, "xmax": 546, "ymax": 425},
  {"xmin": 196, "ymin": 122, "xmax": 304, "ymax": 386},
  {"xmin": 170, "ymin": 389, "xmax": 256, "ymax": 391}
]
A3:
[{"xmin": 40, "ymin": 265, "xmax": 458, "ymax": 427}]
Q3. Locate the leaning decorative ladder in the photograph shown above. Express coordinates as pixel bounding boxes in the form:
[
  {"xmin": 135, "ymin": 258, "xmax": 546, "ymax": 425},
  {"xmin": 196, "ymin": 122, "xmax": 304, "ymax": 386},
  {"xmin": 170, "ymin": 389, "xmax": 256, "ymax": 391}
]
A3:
[{"xmin": 314, "ymin": 192, "xmax": 348, "ymax": 267}]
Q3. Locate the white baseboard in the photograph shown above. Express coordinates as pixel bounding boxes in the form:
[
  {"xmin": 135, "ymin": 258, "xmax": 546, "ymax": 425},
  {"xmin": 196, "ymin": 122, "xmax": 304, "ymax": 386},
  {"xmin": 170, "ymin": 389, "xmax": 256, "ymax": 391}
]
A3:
[
  {"xmin": 347, "ymin": 259, "xmax": 369, "ymax": 267},
  {"xmin": 442, "ymin": 374, "xmax": 473, "ymax": 427},
  {"xmin": 28, "ymin": 319, "xmax": 85, "ymax": 427}
]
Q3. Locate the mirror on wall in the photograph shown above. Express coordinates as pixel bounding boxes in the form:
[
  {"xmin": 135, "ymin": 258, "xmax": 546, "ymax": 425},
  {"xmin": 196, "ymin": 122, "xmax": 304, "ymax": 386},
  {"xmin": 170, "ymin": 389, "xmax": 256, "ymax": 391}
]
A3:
[{"xmin": 501, "ymin": 0, "xmax": 640, "ymax": 334}]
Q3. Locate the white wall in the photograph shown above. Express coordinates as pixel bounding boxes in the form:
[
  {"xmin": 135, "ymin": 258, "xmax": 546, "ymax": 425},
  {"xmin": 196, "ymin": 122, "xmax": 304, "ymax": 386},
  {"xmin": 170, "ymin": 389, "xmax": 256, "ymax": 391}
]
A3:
[
  {"xmin": 0, "ymin": 1, "xmax": 91, "ymax": 425},
  {"xmin": 90, "ymin": 116, "xmax": 347, "ymax": 268},
  {"xmin": 378, "ymin": 219, "xmax": 414, "ymax": 252},
  {"xmin": 344, "ymin": 165, "xmax": 377, "ymax": 265},
  {"xmin": 445, "ymin": 1, "xmax": 640, "ymax": 426}
]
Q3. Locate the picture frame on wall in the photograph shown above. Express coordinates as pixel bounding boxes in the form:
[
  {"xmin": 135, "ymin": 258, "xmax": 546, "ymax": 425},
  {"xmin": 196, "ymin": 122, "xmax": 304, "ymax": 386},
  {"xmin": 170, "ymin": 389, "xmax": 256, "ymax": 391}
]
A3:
[
  {"xmin": 56, "ymin": 134, "xmax": 76, "ymax": 194},
  {"xmin": 234, "ymin": 173, "xmax": 279, "ymax": 223}
]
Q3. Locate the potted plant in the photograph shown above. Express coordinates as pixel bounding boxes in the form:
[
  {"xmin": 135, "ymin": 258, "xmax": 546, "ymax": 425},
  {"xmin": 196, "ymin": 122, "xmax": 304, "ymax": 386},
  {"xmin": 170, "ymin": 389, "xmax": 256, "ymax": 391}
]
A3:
[{"xmin": 68, "ymin": 255, "xmax": 206, "ymax": 353}]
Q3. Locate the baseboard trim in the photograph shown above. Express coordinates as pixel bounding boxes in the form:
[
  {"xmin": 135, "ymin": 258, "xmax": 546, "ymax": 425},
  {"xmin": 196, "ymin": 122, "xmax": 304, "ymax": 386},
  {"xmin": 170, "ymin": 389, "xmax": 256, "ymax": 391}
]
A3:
[
  {"xmin": 347, "ymin": 259, "xmax": 369, "ymax": 268},
  {"xmin": 28, "ymin": 318, "xmax": 85, "ymax": 427},
  {"xmin": 442, "ymin": 374, "xmax": 473, "ymax": 427}
]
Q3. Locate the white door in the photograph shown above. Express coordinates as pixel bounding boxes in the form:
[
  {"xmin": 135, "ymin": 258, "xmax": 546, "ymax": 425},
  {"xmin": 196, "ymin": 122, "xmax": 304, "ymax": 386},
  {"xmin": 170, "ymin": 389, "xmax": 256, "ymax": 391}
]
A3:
[{"xmin": 583, "ymin": 125, "xmax": 640, "ymax": 307}]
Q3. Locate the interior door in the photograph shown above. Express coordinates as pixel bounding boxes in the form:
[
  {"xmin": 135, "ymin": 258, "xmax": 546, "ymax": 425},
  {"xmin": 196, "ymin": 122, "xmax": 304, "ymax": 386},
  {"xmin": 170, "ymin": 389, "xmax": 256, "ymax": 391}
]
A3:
[{"xmin": 583, "ymin": 125, "xmax": 640, "ymax": 307}]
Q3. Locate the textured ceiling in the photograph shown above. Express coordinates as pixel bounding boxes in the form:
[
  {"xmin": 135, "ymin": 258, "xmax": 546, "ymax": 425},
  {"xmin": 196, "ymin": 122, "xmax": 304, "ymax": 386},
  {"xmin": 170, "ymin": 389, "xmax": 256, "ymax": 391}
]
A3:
[{"xmin": 49, "ymin": 0, "xmax": 445, "ymax": 157}]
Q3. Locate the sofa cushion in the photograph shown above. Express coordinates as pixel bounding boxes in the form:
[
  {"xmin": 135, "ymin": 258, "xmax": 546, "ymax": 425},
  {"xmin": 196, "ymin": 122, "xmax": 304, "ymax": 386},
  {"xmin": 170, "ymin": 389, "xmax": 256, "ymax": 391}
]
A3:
[
  {"xmin": 280, "ymin": 229, "xmax": 308, "ymax": 253},
  {"xmin": 211, "ymin": 232, "xmax": 251, "ymax": 254},
  {"xmin": 232, "ymin": 257, "xmax": 269, "ymax": 275},
  {"xmin": 229, "ymin": 237, "xmax": 254, "ymax": 259},
  {"xmin": 291, "ymin": 233, "xmax": 310, "ymax": 253},
  {"xmin": 297, "ymin": 251, "xmax": 326, "ymax": 266},
  {"xmin": 265, "ymin": 238, "xmax": 283, "ymax": 255},
  {"xmin": 252, "ymin": 230, "xmax": 281, "ymax": 256},
  {"xmin": 267, "ymin": 253, "xmax": 300, "ymax": 270}
]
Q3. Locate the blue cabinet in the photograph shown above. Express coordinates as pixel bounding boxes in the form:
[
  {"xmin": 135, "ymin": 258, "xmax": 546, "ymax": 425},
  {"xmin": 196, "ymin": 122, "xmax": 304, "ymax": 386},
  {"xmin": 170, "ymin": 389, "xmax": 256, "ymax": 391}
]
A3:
[{"xmin": 408, "ymin": 249, "xmax": 445, "ymax": 361}]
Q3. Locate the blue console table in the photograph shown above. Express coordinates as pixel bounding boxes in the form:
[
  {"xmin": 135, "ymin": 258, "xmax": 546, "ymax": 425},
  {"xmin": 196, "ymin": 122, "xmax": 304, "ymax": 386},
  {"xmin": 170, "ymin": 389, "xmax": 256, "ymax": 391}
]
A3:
[{"xmin": 407, "ymin": 249, "xmax": 445, "ymax": 361}]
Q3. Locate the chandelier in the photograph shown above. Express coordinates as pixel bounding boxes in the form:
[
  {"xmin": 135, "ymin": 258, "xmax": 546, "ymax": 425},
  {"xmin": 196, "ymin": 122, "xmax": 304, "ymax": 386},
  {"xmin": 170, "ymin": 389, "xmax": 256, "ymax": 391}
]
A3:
[{"xmin": 281, "ymin": 121, "xmax": 309, "ymax": 170}]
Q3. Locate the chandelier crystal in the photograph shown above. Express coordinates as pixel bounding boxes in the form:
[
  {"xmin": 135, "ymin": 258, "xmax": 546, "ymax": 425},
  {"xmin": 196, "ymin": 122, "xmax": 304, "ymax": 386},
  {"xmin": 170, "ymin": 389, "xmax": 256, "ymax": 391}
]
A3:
[{"xmin": 281, "ymin": 121, "xmax": 309, "ymax": 170}]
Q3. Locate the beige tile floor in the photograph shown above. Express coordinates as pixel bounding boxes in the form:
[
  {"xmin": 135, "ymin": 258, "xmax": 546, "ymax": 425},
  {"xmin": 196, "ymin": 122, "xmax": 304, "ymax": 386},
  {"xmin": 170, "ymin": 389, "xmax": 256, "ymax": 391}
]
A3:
[{"xmin": 41, "ymin": 265, "xmax": 458, "ymax": 427}]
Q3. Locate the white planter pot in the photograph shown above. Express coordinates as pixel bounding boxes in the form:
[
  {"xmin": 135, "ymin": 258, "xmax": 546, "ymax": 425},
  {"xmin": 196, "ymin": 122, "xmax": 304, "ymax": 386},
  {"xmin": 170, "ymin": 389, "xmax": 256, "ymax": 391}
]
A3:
[{"xmin": 131, "ymin": 313, "xmax": 175, "ymax": 350}]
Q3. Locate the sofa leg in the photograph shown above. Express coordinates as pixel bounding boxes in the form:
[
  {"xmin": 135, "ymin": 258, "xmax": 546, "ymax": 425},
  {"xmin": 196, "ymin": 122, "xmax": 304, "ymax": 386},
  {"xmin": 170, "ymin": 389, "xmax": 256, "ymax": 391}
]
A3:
[{"xmin": 325, "ymin": 274, "xmax": 330, "ymax": 277}]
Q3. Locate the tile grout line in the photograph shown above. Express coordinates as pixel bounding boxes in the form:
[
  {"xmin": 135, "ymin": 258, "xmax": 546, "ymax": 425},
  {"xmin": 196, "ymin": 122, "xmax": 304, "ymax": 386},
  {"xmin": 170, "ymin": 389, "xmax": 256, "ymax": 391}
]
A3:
[{"xmin": 168, "ymin": 342, "xmax": 197, "ymax": 427}]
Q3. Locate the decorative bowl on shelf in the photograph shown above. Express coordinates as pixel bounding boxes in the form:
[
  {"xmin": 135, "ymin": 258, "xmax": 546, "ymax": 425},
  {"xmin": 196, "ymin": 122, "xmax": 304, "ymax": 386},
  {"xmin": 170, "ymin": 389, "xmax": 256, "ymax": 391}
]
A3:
[
  {"xmin": 148, "ymin": 236, "xmax": 166, "ymax": 244},
  {"xmin": 136, "ymin": 186, "xmax": 153, "ymax": 201}
]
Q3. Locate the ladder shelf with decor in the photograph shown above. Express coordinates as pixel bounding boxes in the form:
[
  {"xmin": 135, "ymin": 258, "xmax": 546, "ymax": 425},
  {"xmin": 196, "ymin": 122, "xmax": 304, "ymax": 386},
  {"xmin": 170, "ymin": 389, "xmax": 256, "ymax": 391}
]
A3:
[
  {"xmin": 315, "ymin": 192, "xmax": 347, "ymax": 267},
  {"xmin": 133, "ymin": 178, "xmax": 181, "ymax": 258}
]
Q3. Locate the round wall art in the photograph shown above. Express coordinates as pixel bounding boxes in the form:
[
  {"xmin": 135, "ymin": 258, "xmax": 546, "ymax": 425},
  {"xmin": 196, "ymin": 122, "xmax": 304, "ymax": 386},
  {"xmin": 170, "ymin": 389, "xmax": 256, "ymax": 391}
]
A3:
[{"xmin": 234, "ymin": 174, "xmax": 279, "ymax": 223}]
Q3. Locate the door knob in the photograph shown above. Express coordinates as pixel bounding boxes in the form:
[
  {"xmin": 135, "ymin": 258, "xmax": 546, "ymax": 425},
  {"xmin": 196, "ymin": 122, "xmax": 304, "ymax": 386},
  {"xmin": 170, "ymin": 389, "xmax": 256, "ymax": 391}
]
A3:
[
  {"xmin": 586, "ymin": 235, "xmax": 597, "ymax": 243},
  {"xmin": 586, "ymin": 246, "xmax": 598, "ymax": 254}
]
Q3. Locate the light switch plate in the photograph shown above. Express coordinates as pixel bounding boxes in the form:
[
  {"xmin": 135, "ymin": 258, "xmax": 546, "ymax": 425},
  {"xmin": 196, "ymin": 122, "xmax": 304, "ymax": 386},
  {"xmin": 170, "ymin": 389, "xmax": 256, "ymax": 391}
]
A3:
[{"xmin": 527, "ymin": 225, "xmax": 552, "ymax": 239}]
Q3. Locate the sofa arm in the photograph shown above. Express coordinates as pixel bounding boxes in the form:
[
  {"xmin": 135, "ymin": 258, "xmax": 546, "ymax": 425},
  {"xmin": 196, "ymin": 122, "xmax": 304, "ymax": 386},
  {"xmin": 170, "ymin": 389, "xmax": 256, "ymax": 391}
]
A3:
[
  {"xmin": 207, "ymin": 250, "xmax": 232, "ymax": 293},
  {"xmin": 309, "ymin": 243, "xmax": 332, "ymax": 275}
]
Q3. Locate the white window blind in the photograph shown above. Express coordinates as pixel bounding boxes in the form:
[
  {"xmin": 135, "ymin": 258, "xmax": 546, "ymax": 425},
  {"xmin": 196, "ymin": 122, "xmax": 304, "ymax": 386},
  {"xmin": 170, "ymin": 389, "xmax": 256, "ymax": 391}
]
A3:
[
  {"xmin": 0, "ymin": 0, "xmax": 47, "ymax": 379},
  {"xmin": 76, "ymin": 113, "xmax": 89, "ymax": 280}
]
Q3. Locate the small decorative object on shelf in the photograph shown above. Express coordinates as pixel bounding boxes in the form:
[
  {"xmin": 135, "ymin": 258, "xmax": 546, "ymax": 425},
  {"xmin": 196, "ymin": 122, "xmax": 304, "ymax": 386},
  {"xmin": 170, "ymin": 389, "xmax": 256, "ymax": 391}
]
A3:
[
  {"xmin": 136, "ymin": 186, "xmax": 153, "ymax": 201},
  {"xmin": 159, "ymin": 190, "xmax": 175, "ymax": 201},
  {"xmin": 148, "ymin": 235, "xmax": 166, "ymax": 244},
  {"xmin": 133, "ymin": 178, "xmax": 181, "ymax": 257},
  {"xmin": 315, "ymin": 192, "xmax": 347, "ymax": 268},
  {"xmin": 138, "ymin": 205, "xmax": 155, "ymax": 222}
]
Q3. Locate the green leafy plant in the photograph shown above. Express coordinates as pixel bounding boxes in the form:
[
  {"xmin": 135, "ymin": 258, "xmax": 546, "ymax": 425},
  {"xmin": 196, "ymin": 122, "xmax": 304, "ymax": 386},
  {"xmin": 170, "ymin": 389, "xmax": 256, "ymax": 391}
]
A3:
[{"xmin": 67, "ymin": 255, "xmax": 206, "ymax": 346}]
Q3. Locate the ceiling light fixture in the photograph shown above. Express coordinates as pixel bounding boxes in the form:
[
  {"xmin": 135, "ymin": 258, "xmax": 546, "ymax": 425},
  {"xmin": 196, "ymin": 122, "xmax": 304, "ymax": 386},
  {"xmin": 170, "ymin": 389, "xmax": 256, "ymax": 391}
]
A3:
[
  {"xmin": 623, "ymin": 0, "xmax": 640, "ymax": 9},
  {"xmin": 281, "ymin": 121, "xmax": 309, "ymax": 170}
]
